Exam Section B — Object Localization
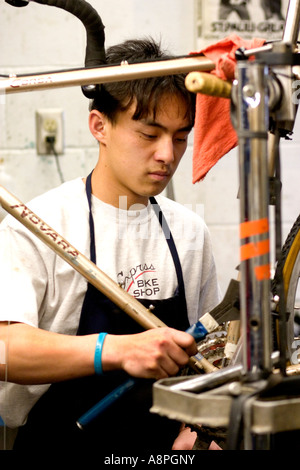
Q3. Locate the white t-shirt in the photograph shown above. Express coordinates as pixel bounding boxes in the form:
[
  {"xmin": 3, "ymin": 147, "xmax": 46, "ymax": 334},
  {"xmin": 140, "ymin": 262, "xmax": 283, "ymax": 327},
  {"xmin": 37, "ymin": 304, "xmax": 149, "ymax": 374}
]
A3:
[{"xmin": 0, "ymin": 177, "xmax": 221, "ymax": 428}]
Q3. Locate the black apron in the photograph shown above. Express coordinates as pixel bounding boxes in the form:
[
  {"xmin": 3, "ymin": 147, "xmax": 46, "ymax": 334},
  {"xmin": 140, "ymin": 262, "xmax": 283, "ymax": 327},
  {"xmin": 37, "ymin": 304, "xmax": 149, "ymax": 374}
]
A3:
[{"xmin": 14, "ymin": 172, "xmax": 190, "ymax": 452}]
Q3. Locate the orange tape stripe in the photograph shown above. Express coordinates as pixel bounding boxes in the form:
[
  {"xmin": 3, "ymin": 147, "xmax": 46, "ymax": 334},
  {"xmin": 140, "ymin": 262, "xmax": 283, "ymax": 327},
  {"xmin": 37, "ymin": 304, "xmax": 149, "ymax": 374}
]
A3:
[
  {"xmin": 255, "ymin": 264, "xmax": 270, "ymax": 281},
  {"xmin": 240, "ymin": 218, "xmax": 269, "ymax": 239},
  {"xmin": 240, "ymin": 239, "xmax": 270, "ymax": 261}
]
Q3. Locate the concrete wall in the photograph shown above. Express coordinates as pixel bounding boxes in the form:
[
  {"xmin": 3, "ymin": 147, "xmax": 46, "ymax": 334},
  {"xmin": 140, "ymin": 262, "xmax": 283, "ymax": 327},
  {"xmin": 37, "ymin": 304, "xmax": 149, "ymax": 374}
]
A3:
[{"xmin": 0, "ymin": 0, "xmax": 299, "ymax": 297}]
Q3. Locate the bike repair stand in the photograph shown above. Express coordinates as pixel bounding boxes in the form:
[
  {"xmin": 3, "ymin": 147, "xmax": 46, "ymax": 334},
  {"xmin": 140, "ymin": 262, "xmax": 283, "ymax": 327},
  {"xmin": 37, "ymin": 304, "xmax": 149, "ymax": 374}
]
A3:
[{"xmin": 151, "ymin": 4, "xmax": 300, "ymax": 450}]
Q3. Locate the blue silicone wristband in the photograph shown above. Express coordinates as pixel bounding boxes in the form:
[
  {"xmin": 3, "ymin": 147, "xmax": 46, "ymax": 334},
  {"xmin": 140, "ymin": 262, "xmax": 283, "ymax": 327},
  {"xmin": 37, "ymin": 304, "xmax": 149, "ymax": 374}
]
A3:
[{"xmin": 94, "ymin": 332, "xmax": 108, "ymax": 375}]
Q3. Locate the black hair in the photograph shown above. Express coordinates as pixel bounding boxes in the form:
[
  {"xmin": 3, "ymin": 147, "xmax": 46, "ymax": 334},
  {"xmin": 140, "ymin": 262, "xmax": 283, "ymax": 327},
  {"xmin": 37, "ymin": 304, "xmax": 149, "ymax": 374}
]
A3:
[{"xmin": 90, "ymin": 38, "xmax": 195, "ymax": 125}]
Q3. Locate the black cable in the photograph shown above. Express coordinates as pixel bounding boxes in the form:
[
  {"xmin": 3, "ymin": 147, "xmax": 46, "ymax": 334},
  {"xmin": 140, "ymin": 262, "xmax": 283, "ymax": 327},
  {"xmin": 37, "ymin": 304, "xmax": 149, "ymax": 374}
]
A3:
[
  {"xmin": 269, "ymin": 128, "xmax": 287, "ymax": 375},
  {"xmin": 45, "ymin": 136, "xmax": 65, "ymax": 184}
]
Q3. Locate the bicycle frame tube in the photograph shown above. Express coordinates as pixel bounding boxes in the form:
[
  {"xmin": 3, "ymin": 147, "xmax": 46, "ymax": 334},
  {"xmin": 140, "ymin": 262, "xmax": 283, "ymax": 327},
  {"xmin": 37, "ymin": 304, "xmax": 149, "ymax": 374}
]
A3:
[
  {"xmin": 283, "ymin": 0, "xmax": 300, "ymax": 45},
  {"xmin": 236, "ymin": 61, "xmax": 272, "ymax": 378},
  {"xmin": 0, "ymin": 185, "xmax": 166, "ymax": 331},
  {"xmin": 0, "ymin": 56, "xmax": 215, "ymax": 95}
]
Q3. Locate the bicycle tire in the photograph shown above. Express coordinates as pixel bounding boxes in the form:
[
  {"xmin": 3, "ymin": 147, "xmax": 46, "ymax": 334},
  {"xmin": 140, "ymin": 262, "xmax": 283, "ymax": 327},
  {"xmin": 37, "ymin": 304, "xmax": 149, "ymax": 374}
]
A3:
[{"xmin": 272, "ymin": 213, "xmax": 300, "ymax": 360}]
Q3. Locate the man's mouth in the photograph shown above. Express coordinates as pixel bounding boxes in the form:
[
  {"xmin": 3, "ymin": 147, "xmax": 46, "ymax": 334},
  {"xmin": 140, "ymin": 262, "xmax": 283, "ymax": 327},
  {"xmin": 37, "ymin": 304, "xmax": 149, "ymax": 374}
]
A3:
[{"xmin": 148, "ymin": 170, "xmax": 171, "ymax": 181}]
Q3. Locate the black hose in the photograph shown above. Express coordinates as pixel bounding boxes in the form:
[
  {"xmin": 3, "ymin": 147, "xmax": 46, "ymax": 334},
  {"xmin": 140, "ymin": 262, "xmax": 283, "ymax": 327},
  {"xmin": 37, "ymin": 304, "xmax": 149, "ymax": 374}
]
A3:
[{"xmin": 5, "ymin": 1, "xmax": 29, "ymax": 6}]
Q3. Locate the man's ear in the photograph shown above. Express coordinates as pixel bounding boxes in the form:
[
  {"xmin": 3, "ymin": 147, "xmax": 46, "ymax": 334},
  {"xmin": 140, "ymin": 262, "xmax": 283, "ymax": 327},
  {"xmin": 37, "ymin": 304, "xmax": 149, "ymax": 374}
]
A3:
[{"xmin": 89, "ymin": 109, "xmax": 108, "ymax": 143}]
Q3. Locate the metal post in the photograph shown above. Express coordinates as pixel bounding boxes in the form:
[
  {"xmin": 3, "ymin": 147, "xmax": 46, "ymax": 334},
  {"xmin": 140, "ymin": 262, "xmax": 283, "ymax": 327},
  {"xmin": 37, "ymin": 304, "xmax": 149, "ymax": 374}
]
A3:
[
  {"xmin": 283, "ymin": 0, "xmax": 300, "ymax": 46},
  {"xmin": 236, "ymin": 61, "xmax": 272, "ymax": 379}
]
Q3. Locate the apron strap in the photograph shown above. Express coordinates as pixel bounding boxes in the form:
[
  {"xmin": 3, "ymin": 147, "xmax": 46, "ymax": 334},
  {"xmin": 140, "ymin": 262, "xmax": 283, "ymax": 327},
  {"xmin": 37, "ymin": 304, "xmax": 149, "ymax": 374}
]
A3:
[
  {"xmin": 86, "ymin": 172, "xmax": 96, "ymax": 264},
  {"xmin": 149, "ymin": 196, "xmax": 185, "ymax": 296}
]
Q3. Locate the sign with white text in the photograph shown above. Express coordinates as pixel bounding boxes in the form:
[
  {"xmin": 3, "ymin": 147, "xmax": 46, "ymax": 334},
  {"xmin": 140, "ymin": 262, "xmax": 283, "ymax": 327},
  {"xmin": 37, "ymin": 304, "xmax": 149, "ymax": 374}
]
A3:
[{"xmin": 196, "ymin": 0, "xmax": 290, "ymax": 48}]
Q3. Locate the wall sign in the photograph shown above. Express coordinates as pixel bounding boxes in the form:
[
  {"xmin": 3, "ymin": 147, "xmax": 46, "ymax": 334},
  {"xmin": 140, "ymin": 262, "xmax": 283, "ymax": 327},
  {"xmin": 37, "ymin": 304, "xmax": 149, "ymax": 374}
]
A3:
[{"xmin": 196, "ymin": 0, "xmax": 289, "ymax": 48}]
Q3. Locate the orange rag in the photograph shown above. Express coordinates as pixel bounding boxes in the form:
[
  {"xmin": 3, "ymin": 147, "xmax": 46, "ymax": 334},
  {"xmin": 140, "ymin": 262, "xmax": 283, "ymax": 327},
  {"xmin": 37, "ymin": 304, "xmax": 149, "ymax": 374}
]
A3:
[{"xmin": 191, "ymin": 34, "xmax": 266, "ymax": 183}]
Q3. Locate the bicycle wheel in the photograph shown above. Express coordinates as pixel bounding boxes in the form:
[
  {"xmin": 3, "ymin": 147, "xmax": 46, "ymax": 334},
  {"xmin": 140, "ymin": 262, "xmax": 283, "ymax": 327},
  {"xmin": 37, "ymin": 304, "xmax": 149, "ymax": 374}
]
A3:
[{"xmin": 272, "ymin": 214, "xmax": 300, "ymax": 361}]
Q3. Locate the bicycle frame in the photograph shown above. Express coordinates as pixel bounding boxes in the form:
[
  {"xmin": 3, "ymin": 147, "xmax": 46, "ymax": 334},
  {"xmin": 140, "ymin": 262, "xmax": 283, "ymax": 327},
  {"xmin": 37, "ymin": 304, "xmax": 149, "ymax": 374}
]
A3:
[
  {"xmin": 1, "ymin": 0, "xmax": 300, "ymax": 450},
  {"xmin": 237, "ymin": 0, "xmax": 300, "ymax": 378}
]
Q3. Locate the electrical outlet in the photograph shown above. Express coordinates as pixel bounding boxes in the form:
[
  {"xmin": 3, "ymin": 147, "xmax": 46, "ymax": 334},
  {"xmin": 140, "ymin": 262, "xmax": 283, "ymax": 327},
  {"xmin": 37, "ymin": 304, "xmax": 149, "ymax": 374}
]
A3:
[{"xmin": 36, "ymin": 109, "xmax": 64, "ymax": 155}]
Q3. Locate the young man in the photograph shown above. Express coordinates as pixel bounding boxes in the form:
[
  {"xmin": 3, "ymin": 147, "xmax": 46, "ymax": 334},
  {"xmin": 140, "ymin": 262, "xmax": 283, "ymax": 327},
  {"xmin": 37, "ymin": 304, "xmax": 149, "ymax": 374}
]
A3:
[{"xmin": 0, "ymin": 38, "xmax": 220, "ymax": 451}]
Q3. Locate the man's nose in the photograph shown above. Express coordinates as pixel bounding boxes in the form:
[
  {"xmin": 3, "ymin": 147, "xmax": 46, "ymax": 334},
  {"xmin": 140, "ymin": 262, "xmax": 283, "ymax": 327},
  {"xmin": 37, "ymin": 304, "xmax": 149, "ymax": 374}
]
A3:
[{"xmin": 154, "ymin": 137, "xmax": 175, "ymax": 164}]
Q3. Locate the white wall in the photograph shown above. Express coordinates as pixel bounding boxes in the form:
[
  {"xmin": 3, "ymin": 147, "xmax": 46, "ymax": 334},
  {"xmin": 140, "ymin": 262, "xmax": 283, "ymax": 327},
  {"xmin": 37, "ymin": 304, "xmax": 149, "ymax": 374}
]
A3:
[{"xmin": 0, "ymin": 0, "xmax": 299, "ymax": 295}]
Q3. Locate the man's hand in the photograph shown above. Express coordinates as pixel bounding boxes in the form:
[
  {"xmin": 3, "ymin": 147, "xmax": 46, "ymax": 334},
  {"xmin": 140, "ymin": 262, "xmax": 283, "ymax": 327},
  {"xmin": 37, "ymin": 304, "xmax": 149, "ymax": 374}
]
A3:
[
  {"xmin": 172, "ymin": 425, "xmax": 197, "ymax": 450},
  {"xmin": 102, "ymin": 327, "xmax": 198, "ymax": 379}
]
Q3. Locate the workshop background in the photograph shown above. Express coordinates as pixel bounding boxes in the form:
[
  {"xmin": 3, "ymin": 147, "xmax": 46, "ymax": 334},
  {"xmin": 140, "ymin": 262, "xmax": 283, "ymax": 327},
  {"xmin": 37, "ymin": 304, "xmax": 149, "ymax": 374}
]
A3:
[{"xmin": 0, "ymin": 0, "xmax": 299, "ymax": 298}]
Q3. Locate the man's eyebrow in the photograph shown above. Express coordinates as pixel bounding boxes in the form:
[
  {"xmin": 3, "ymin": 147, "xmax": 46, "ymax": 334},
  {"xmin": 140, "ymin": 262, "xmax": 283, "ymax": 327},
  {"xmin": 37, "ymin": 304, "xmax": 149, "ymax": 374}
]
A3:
[{"xmin": 140, "ymin": 119, "xmax": 193, "ymax": 133}]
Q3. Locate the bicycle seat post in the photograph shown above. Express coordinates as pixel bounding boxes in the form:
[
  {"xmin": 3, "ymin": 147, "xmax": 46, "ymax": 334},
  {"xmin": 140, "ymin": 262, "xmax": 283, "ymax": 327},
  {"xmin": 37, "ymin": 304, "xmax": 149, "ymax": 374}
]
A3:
[{"xmin": 235, "ymin": 59, "xmax": 273, "ymax": 381}]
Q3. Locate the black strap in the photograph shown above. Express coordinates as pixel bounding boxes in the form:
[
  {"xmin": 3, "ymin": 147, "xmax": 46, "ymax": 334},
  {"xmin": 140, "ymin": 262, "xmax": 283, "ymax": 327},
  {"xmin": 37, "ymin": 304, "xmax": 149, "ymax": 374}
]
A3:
[
  {"xmin": 150, "ymin": 196, "xmax": 185, "ymax": 295},
  {"xmin": 85, "ymin": 172, "xmax": 96, "ymax": 264}
]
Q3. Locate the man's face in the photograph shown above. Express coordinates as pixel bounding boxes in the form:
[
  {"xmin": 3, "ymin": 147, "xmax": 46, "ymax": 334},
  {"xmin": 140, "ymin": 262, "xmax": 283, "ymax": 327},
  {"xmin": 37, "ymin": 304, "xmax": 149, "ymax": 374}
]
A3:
[{"xmin": 100, "ymin": 94, "xmax": 193, "ymax": 208}]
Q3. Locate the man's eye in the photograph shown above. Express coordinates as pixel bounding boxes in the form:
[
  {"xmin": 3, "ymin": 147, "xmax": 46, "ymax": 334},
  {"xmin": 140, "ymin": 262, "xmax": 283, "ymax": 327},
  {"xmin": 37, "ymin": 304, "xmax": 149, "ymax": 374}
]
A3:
[
  {"xmin": 175, "ymin": 137, "xmax": 188, "ymax": 143},
  {"xmin": 142, "ymin": 133, "xmax": 157, "ymax": 139}
]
